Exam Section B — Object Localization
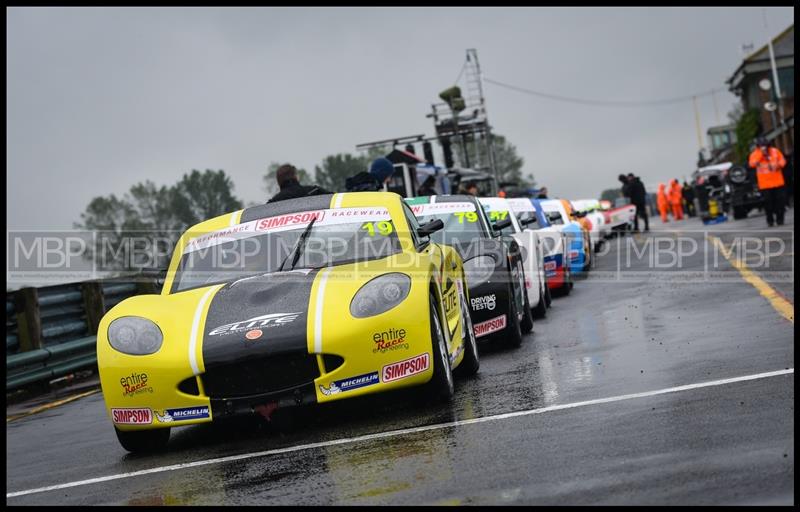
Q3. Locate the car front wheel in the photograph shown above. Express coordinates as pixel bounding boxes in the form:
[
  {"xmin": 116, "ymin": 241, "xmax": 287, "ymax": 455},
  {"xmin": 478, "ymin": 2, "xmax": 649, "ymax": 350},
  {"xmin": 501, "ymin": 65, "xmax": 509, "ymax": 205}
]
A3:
[
  {"xmin": 427, "ymin": 294, "xmax": 454, "ymax": 402},
  {"xmin": 115, "ymin": 426, "xmax": 170, "ymax": 453},
  {"xmin": 454, "ymin": 289, "xmax": 479, "ymax": 378}
]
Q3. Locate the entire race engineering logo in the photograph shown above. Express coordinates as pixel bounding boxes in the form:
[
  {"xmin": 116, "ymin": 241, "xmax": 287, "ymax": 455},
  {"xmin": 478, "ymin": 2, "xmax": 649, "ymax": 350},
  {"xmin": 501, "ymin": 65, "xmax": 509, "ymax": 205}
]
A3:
[
  {"xmin": 319, "ymin": 372, "xmax": 380, "ymax": 396},
  {"xmin": 372, "ymin": 327, "xmax": 409, "ymax": 354},
  {"xmin": 208, "ymin": 312, "xmax": 301, "ymax": 336},
  {"xmin": 381, "ymin": 353, "xmax": 430, "ymax": 383},
  {"xmin": 119, "ymin": 371, "xmax": 153, "ymax": 397},
  {"xmin": 473, "ymin": 314, "xmax": 507, "ymax": 338},
  {"xmin": 111, "ymin": 408, "xmax": 153, "ymax": 425}
]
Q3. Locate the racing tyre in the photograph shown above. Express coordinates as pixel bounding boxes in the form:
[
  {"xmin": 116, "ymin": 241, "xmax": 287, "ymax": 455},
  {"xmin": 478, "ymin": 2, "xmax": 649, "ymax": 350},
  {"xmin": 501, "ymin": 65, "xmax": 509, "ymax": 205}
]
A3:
[
  {"xmin": 533, "ymin": 281, "xmax": 547, "ymax": 318},
  {"xmin": 559, "ymin": 265, "xmax": 572, "ymax": 296},
  {"xmin": 115, "ymin": 426, "xmax": 170, "ymax": 453},
  {"xmin": 504, "ymin": 287, "xmax": 524, "ymax": 348},
  {"xmin": 454, "ymin": 291, "xmax": 479, "ymax": 378},
  {"xmin": 427, "ymin": 295, "xmax": 454, "ymax": 402},
  {"xmin": 520, "ymin": 282, "xmax": 534, "ymax": 334},
  {"xmin": 544, "ymin": 280, "xmax": 552, "ymax": 307},
  {"xmin": 733, "ymin": 205, "xmax": 747, "ymax": 220}
]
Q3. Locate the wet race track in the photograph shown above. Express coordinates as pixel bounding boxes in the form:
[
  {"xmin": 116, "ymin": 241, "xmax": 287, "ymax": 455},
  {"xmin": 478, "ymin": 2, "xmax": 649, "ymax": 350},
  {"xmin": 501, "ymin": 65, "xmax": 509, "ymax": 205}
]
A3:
[{"xmin": 6, "ymin": 212, "xmax": 794, "ymax": 505}]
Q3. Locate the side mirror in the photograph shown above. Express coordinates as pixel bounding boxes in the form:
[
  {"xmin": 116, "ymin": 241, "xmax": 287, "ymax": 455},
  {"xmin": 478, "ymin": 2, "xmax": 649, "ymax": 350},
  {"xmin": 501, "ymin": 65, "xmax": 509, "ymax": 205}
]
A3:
[
  {"xmin": 547, "ymin": 212, "xmax": 561, "ymax": 222},
  {"xmin": 520, "ymin": 216, "xmax": 537, "ymax": 226},
  {"xmin": 417, "ymin": 218, "xmax": 444, "ymax": 237},
  {"xmin": 493, "ymin": 218, "xmax": 512, "ymax": 231},
  {"xmin": 574, "ymin": 210, "xmax": 587, "ymax": 218}
]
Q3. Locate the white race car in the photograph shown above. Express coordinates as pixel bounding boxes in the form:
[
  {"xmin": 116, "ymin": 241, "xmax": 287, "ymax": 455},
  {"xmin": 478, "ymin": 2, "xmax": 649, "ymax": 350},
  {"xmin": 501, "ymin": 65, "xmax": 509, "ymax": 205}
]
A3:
[
  {"xmin": 479, "ymin": 197, "xmax": 548, "ymax": 318},
  {"xmin": 570, "ymin": 199, "xmax": 608, "ymax": 251},
  {"xmin": 506, "ymin": 197, "xmax": 571, "ymax": 298},
  {"xmin": 601, "ymin": 199, "xmax": 637, "ymax": 234}
]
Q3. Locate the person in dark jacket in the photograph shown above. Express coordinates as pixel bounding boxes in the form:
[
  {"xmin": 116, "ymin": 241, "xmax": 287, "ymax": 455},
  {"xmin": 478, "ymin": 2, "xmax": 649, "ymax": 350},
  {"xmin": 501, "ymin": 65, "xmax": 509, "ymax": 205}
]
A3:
[
  {"xmin": 682, "ymin": 181, "xmax": 696, "ymax": 217},
  {"xmin": 417, "ymin": 175, "xmax": 437, "ymax": 196},
  {"xmin": 618, "ymin": 174, "xmax": 631, "ymax": 201},
  {"xmin": 267, "ymin": 164, "xmax": 330, "ymax": 203},
  {"xmin": 623, "ymin": 173, "xmax": 649, "ymax": 232},
  {"xmin": 345, "ymin": 157, "xmax": 395, "ymax": 192},
  {"xmin": 536, "ymin": 186, "xmax": 549, "ymax": 199}
]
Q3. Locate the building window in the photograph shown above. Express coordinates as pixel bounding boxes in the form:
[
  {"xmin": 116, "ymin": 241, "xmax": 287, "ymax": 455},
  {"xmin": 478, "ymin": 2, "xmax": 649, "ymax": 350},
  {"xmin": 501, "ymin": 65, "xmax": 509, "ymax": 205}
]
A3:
[{"xmin": 778, "ymin": 67, "xmax": 794, "ymax": 98}]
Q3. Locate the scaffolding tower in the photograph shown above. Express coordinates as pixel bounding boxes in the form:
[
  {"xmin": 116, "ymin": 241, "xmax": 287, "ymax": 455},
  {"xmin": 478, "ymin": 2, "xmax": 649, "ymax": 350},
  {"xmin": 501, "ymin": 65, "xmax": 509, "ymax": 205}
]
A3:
[{"xmin": 428, "ymin": 49, "xmax": 498, "ymax": 180}]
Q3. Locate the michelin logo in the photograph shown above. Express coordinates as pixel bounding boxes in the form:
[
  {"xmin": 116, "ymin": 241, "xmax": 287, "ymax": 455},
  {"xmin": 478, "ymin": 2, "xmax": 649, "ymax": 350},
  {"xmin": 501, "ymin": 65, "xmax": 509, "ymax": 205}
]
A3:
[
  {"xmin": 319, "ymin": 372, "xmax": 379, "ymax": 396},
  {"xmin": 156, "ymin": 406, "xmax": 210, "ymax": 422}
]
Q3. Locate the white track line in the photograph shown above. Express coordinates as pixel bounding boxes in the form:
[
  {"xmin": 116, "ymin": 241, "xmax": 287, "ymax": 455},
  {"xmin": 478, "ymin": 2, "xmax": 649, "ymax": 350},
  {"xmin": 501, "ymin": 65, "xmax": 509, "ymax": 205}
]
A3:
[{"xmin": 7, "ymin": 368, "xmax": 793, "ymax": 499}]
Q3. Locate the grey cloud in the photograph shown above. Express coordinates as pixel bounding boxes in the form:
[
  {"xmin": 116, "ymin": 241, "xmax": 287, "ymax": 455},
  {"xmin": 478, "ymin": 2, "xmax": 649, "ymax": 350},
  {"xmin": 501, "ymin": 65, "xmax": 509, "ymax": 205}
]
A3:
[{"xmin": 7, "ymin": 7, "xmax": 794, "ymax": 228}]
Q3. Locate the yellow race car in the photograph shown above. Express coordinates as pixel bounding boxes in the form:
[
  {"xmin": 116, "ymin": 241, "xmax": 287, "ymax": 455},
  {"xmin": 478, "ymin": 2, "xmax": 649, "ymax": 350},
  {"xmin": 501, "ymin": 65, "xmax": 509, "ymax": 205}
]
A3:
[{"xmin": 98, "ymin": 192, "xmax": 479, "ymax": 452}]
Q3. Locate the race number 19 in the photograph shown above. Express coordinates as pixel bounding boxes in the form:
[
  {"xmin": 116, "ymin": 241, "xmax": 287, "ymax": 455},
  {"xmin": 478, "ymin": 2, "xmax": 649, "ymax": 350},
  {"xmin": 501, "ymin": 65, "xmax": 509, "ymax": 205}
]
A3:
[{"xmin": 361, "ymin": 221, "xmax": 394, "ymax": 236}]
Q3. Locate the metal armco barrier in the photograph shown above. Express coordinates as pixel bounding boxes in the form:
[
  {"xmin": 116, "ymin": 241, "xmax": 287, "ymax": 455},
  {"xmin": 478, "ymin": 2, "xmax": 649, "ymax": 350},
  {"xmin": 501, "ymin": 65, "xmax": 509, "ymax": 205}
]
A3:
[
  {"xmin": 6, "ymin": 276, "xmax": 159, "ymax": 391},
  {"xmin": 7, "ymin": 297, "xmax": 19, "ymax": 354}
]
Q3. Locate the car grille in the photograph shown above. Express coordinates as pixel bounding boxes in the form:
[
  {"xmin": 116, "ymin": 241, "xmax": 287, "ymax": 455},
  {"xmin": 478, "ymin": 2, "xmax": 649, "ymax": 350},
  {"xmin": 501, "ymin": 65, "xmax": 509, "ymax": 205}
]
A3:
[{"xmin": 201, "ymin": 352, "xmax": 320, "ymax": 398}]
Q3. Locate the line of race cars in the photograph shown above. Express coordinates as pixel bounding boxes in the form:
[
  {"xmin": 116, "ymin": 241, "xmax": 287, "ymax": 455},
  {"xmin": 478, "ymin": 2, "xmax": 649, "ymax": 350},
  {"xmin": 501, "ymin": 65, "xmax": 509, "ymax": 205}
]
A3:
[{"xmin": 98, "ymin": 191, "xmax": 637, "ymax": 452}]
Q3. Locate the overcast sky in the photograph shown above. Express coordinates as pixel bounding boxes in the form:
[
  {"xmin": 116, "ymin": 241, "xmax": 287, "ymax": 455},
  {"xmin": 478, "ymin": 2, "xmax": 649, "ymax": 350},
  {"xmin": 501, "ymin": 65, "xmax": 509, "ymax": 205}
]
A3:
[{"xmin": 7, "ymin": 6, "xmax": 794, "ymax": 229}]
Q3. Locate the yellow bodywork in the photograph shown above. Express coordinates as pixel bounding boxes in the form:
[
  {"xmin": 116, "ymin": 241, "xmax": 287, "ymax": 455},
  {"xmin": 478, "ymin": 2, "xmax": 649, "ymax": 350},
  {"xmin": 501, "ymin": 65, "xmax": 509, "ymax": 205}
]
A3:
[{"xmin": 98, "ymin": 192, "xmax": 468, "ymax": 431}]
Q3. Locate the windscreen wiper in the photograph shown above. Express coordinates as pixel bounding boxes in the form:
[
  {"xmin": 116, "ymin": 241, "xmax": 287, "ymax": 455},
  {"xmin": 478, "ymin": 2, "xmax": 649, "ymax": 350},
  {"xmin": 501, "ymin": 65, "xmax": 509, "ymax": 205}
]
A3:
[{"xmin": 278, "ymin": 217, "xmax": 317, "ymax": 272}]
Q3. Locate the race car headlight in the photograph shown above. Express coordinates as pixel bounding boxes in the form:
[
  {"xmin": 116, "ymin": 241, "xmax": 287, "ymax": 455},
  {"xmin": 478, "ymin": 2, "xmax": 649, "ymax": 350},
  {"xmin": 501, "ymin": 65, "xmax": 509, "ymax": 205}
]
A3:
[
  {"xmin": 463, "ymin": 256, "xmax": 496, "ymax": 286},
  {"xmin": 108, "ymin": 317, "xmax": 163, "ymax": 355},
  {"xmin": 350, "ymin": 273, "xmax": 411, "ymax": 318},
  {"xmin": 729, "ymin": 166, "xmax": 747, "ymax": 184}
]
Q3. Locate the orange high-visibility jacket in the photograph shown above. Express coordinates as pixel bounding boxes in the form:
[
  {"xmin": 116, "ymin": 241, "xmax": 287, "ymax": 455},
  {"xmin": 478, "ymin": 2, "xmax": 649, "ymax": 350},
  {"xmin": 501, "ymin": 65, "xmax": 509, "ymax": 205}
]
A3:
[
  {"xmin": 657, "ymin": 183, "xmax": 669, "ymax": 208},
  {"xmin": 668, "ymin": 180, "xmax": 682, "ymax": 205},
  {"xmin": 748, "ymin": 146, "xmax": 787, "ymax": 190}
]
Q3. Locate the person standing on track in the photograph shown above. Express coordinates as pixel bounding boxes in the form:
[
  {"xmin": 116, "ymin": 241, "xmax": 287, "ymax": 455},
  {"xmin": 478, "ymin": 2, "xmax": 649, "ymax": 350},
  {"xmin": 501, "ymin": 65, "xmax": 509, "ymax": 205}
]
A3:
[
  {"xmin": 668, "ymin": 179, "xmax": 684, "ymax": 220},
  {"xmin": 657, "ymin": 183, "xmax": 670, "ymax": 222},
  {"xmin": 748, "ymin": 136, "xmax": 788, "ymax": 227},
  {"xmin": 682, "ymin": 180, "xmax": 696, "ymax": 217},
  {"xmin": 625, "ymin": 173, "xmax": 649, "ymax": 232}
]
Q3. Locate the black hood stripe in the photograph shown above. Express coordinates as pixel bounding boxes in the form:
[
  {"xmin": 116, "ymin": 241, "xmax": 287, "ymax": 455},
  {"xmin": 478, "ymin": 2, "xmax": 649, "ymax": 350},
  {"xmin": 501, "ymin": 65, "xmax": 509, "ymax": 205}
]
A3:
[{"xmin": 201, "ymin": 269, "xmax": 320, "ymax": 370}]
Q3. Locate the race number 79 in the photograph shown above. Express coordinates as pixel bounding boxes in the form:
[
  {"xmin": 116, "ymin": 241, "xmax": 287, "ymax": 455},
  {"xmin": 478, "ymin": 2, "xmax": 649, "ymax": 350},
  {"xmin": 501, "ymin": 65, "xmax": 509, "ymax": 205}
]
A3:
[{"xmin": 454, "ymin": 212, "xmax": 478, "ymax": 223}]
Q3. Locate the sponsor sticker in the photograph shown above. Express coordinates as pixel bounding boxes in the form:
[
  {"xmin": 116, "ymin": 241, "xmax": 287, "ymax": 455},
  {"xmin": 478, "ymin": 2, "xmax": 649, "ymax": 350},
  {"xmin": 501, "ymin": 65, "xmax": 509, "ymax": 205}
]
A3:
[
  {"xmin": 408, "ymin": 202, "xmax": 476, "ymax": 216},
  {"xmin": 184, "ymin": 207, "xmax": 391, "ymax": 254},
  {"xmin": 568, "ymin": 249, "xmax": 580, "ymax": 261},
  {"xmin": 471, "ymin": 294, "xmax": 497, "ymax": 311},
  {"xmin": 507, "ymin": 197, "xmax": 536, "ymax": 213},
  {"xmin": 155, "ymin": 406, "xmax": 210, "ymax": 423},
  {"xmin": 382, "ymin": 353, "xmax": 430, "ymax": 383},
  {"xmin": 473, "ymin": 314, "xmax": 507, "ymax": 338},
  {"xmin": 443, "ymin": 286, "xmax": 458, "ymax": 320},
  {"xmin": 120, "ymin": 372, "xmax": 153, "ymax": 397},
  {"xmin": 245, "ymin": 329, "xmax": 263, "ymax": 340},
  {"xmin": 255, "ymin": 210, "xmax": 326, "ymax": 231},
  {"xmin": 208, "ymin": 312, "xmax": 301, "ymax": 336},
  {"xmin": 319, "ymin": 371, "xmax": 380, "ymax": 396},
  {"xmin": 111, "ymin": 408, "xmax": 153, "ymax": 425},
  {"xmin": 372, "ymin": 327, "xmax": 409, "ymax": 354},
  {"xmin": 449, "ymin": 343, "xmax": 464, "ymax": 365}
]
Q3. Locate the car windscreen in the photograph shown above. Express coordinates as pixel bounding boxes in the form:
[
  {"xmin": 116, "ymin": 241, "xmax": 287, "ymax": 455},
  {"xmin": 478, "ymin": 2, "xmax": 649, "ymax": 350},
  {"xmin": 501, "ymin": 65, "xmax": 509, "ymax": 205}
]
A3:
[
  {"xmin": 478, "ymin": 198, "xmax": 519, "ymax": 236},
  {"xmin": 172, "ymin": 207, "xmax": 402, "ymax": 293},
  {"xmin": 406, "ymin": 201, "xmax": 488, "ymax": 246}
]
